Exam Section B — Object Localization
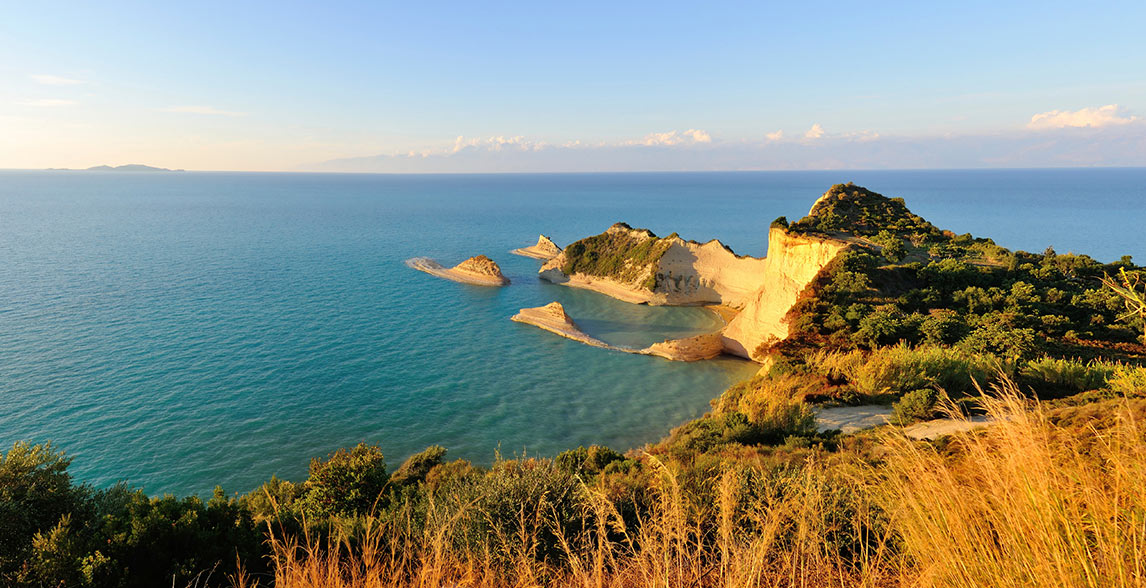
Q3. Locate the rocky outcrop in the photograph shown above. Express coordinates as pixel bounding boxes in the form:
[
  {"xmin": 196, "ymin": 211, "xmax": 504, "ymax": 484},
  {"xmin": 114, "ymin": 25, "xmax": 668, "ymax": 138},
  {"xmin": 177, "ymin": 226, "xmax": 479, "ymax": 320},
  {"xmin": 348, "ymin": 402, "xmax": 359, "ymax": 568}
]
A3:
[
  {"xmin": 539, "ymin": 225, "xmax": 770, "ymax": 307},
  {"xmin": 511, "ymin": 235, "xmax": 563, "ymax": 260},
  {"xmin": 511, "ymin": 302, "xmax": 609, "ymax": 347},
  {"xmin": 721, "ymin": 228, "xmax": 851, "ymax": 359},
  {"xmin": 642, "ymin": 332, "xmax": 725, "ymax": 362},
  {"xmin": 407, "ymin": 255, "xmax": 510, "ymax": 286},
  {"xmin": 512, "ymin": 302, "xmax": 728, "ymax": 361}
]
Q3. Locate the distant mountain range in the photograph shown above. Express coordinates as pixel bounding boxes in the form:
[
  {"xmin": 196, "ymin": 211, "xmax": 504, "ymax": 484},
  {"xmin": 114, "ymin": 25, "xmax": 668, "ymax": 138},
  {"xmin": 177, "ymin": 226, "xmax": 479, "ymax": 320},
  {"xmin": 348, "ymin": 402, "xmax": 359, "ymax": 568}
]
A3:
[
  {"xmin": 47, "ymin": 164, "xmax": 184, "ymax": 172},
  {"xmin": 85, "ymin": 164, "xmax": 183, "ymax": 172}
]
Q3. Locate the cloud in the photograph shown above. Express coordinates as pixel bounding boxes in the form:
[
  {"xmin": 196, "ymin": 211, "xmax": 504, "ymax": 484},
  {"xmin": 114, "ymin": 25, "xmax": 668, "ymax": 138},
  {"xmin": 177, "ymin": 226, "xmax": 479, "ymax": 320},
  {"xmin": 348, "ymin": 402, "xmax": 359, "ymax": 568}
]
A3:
[
  {"xmin": 18, "ymin": 98, "xmax": 78, "ymax": 107},
  {"xmin": 1027, "ymin": 104, "xmax": 1138, "ymax": 129},
  {"xmin": 452, "ymin": 135, "xmax": 545, "ymax": 153},
  {"xmin": 308, "ymin": 123, "xmax": 1146, "ymax": 174},
  {"xmin": 628, "ymin": 129, "xmax": 712, "ymax": 146},
  {"xmin": 804, "ymin": 123, "xmax": 825, "ymax": 139},
  {"xmin": 765, "ymin": 130, "xmax": 784, "ymax": 141},
  {"xmin": 31, "ymin": 74, "xmax": 84, "ymax": 86},
  {"xmin": 157, "ymin": 105, "xmax": 245, "ymax": 116}
]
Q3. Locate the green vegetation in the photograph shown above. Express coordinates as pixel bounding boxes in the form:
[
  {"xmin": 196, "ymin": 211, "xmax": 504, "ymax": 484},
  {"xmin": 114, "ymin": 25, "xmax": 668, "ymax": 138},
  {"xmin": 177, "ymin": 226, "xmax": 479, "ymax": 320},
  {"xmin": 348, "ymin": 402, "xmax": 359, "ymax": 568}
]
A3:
[
  {"xmin": 790, "ymin": 183, "xmax": 939, "ymax": 237},
  {"xmin": 559, "ymin": 223, "xmax": 675, "ymax": 290}
]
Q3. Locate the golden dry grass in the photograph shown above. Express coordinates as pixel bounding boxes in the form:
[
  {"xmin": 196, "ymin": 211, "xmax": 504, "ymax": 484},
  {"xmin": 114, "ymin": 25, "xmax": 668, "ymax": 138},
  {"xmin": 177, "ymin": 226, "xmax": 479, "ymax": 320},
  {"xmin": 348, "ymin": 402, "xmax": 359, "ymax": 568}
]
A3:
[{"xmin": 235, "ymin": 377, "xmax": 1146, "ymax": 588}]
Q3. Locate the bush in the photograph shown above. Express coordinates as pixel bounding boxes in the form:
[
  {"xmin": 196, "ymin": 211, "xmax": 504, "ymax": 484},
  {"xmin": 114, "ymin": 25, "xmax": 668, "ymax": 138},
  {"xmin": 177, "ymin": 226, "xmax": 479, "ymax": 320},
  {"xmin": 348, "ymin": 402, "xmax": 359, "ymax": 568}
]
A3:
[
  {"xmin": 853, "ymin": 344, "xmax": 995, "ymax": 398},
  {"xmin": 1107, "ymin": 365, "xmax": 1146, "ymax": 397},
  {"xmin": 390, "ymin": 445, "xmax": 448, "ymax": 487},
  {"xmin": 1020, "ymin": 357, "xmax": 1115, "ymax": 395},
  {"xmin": 0, "ymin": 442, "xmax": 84, "ymax": 576},
  {"xmin": 891, "ymin": 388, "xmax": 939, "ymax": 425},
  {"xmin": 298, "ymin": 443, "xmax": 388, "ymax": 518},
  {"xmin": 960, "ymin": 322, "xmax": 1038, "ymax": 360}
]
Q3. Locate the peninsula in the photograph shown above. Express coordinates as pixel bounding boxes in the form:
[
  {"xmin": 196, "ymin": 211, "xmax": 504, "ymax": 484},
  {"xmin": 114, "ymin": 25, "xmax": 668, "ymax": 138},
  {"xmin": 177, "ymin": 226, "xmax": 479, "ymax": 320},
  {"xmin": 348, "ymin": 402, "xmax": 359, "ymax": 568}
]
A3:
[
  {"xmin": 406, "ymin": 254, "xmax": 510, "ymax": 286},
  {"xmin": 529, "ymin": 189, "xmax": 861, "ymax": 361},
  {"xmin": 521, "ymin": 182, "xmax": 1145, "ymax": 366}
]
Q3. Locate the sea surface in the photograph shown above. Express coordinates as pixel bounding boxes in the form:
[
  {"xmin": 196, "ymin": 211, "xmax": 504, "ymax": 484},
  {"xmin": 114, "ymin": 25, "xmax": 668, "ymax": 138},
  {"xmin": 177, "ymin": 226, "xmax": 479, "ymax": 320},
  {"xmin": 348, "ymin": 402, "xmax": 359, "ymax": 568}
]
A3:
[{"xmin": 1, "ymin": 168, "xmax": 1143, "ymax": 496}]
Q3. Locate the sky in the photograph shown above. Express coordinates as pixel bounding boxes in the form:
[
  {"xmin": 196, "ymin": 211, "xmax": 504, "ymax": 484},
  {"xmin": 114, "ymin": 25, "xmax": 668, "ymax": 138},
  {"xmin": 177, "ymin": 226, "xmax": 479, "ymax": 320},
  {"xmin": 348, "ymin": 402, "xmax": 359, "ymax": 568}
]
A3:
[{"xmin": 1, "ymin": 0, "xmax": 1144, "ymax": 172}]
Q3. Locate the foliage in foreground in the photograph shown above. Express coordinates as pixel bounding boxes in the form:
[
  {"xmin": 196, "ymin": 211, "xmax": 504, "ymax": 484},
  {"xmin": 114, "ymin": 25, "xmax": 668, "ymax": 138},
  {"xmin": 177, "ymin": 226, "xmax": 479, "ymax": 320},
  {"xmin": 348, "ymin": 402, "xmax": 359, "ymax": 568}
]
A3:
[{"xmin": 231, "ymin": 380, "xmax": 1146, "ymax": 588}]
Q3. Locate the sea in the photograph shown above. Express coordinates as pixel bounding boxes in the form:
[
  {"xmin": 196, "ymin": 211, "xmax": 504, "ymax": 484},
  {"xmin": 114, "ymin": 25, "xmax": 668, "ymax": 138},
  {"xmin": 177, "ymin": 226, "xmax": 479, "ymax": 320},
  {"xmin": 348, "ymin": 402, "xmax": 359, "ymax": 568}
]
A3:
[{"xmin": 1, "ymin": 168, "xmax": 1143, "ymax": 497}]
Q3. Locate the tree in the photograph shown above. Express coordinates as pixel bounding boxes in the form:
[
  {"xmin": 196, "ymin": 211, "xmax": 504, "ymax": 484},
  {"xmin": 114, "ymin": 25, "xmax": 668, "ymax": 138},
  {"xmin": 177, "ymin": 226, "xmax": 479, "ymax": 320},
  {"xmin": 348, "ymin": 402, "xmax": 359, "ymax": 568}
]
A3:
[
  {"xmin": 298, "ymin": 443, "xmax": 388, "ymax": 518},
  {"xmin": 0, "ymin": 442, "xmax": 83, "ymax": 576}
]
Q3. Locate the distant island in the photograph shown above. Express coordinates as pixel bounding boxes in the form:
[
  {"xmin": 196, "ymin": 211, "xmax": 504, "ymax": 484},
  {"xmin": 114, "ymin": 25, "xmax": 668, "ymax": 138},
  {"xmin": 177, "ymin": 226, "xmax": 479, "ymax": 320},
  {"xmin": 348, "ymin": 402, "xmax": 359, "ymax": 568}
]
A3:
[{"xmin": 48, "ymin": 164, "xmax": 184, "ymax": 172}]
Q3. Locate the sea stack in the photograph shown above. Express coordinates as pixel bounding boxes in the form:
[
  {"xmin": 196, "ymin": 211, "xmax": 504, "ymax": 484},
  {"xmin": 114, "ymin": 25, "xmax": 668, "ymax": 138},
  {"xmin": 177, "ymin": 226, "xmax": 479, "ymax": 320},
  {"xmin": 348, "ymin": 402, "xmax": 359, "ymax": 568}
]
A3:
[
  {"xmin": 407, "ymin": 254, "xmax": 510, "ymax": 286},
  {"xmin": 511, "ymin": 235, "xmax": 563, "ymax": 260},
  {"xmin": 511, "ymin": 302, "xmax": 610, "ymax": 347}
]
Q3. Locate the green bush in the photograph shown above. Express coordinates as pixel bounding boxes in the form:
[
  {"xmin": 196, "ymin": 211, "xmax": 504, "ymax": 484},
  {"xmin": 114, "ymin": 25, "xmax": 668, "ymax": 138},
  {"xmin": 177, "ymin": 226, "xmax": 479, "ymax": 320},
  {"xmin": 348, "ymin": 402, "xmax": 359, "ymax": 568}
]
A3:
[
  {"xmin": 390, "ymin": 445, "xmax": 447, "ymax": 487},
  {"xmin": 891, "ymin": 388, "xmax": 940, "ymax": 425},
  {"xmin": 298, "ymin": 443, "xmax": 389, "ymax": 518},
  {"xmin": 853, "ymin": 344, "xmax": 994, "ymax": 398},
  {"xmin": 1020, "ymin": 357, "xmax": 1115, "ymax": 394}
]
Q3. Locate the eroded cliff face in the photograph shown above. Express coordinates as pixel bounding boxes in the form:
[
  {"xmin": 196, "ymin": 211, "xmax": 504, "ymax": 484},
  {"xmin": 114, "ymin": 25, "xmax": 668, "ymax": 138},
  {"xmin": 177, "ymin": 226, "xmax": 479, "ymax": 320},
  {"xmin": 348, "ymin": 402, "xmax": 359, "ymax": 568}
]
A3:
[
  {"xmin": 721, "ymin": 228, "xmax": 851, "ymax": 359},
  {"xmin": 539, "ymin": 225, "xmax": 769, "ymax": 307}
]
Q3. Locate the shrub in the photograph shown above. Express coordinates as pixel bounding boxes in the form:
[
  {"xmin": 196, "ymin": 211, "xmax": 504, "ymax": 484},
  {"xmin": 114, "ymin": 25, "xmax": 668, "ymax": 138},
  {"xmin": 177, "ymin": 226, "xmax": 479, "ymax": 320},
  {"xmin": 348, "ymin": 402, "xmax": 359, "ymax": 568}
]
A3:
[
  {"xmin": 1107, "ymin": 365, "xmax": 1146, "ymax": 398},
  {"xmin": 871, "ymin": 230, "xmax": 907, "ymax": 263},
  {"xmin": 1020, "ymin": 357, "xmax": 1115, "ymax": 395},
  {"xmin": 853, "ymin": 344, "xmax": 994, "ymax": 398},
  {"xmin": 891, "ymin": 388, "xmax": 940, "ymax": 425},
  {"xmin": 390, "ymin": 445, "xmax": 447, "ymax": 487},
  {"xmin": 0, "ymin": 442, "xmax": 84, "ymax": 576},
  {"xmin": 960, "ymin": 322, "xmax": 1038, "ymax": 360},
  {"xmin": 298, "ymin": 443, "xmax": 388, "ymax": 518}
]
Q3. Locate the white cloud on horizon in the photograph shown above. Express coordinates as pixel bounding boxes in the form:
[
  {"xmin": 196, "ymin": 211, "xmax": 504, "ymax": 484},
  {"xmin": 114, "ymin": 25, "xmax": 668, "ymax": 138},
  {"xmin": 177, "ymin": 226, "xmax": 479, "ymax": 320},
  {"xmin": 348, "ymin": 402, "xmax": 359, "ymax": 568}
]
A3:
[
  {"xmin": 1028, "ymin": 104, "xmax": 1138, "ymax": 129},
  {"xmin": 629, "ymin": 129, "xmax": 712, "ymax": 146},
  {"xmin": 18, "ymin": 98, "xmax": 78, "ymax": 107},
  {"xmin": 451, "ymin": 135, "xmax": 545, "ymax": 153},
  {"xmin": 765, "ymin": 130, "xmax": 784, "ymax": 141},
  {"xmin": 157, "ymin": 105, "xmax": 245, "ymax": 116},
  {"xmin": 31, "ymin": 74, "xmax": 84, "ymax": 86},
  {"xmin": 804, "ymin": 123, "xmax": 825, "ymax": 139},
  {"xmin": 308, "ymin": 122, "xmax": 1146, "ymax": 173}
]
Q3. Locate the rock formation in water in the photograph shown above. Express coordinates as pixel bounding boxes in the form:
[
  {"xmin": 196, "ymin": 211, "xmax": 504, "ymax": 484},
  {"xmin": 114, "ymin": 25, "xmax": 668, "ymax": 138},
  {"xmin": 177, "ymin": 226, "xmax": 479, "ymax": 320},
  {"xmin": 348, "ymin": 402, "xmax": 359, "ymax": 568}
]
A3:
[
  {"xmin": 511, "ymin": 235, "xmax": 563, "ymax": 260},
  {"xmin": 512, "ymin": 302, "xmax": 729, "ymax": 361},
  {"xmin": 642, "ymin": 332, "xmax": 725, "ymax": 362},
  {"xmin": 407, "ymin": 254, "xmax": 510, "ymax": 286},
  {"xmin": 511, "ymin": 302, "xmax": 609, "ymax": 347}
]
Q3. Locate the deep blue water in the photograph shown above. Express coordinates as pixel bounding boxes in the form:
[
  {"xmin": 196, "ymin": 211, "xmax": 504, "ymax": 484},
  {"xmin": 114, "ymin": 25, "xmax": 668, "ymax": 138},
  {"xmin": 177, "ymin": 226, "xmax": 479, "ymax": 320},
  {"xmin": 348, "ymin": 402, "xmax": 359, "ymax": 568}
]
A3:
[{"xmin": 0, "ymin": 168, "xmax": 1143, "ymax": 496}]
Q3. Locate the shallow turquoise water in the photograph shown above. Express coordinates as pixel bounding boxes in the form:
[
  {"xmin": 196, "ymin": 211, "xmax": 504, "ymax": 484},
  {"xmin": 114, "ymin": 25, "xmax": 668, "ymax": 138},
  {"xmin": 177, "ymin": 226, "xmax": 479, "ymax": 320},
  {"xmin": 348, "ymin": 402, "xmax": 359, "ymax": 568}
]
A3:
[{"xmin": 0, "ymin": 169, "xmax": 1142, "ymax": 496}]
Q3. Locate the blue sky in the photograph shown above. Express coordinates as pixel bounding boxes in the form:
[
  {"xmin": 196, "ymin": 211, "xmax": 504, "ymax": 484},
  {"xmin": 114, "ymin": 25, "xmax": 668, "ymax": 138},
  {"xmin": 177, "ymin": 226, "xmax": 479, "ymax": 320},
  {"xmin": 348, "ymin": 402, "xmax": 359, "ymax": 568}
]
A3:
[{"xmin": 1, "ymin": 0, "xmax": 1144, "ymax": 171}]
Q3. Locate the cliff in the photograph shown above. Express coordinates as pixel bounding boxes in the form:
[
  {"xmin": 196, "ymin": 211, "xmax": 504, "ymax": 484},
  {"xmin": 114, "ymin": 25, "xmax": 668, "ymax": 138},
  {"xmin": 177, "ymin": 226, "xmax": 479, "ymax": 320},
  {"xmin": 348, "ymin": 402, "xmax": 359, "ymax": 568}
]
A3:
[
  {"xmin": 511, "ymin": 235, "xmax": 563, "ymax": 260},
  {"xmin": 407, "ymin": 254, "xmax": 510, "ymax": 286},
  {"xmin": 720, "ymin": 228, "xmax": 852, "ymax": 359},
  {"xmin": 539, "ymin": 224, "xmax": 770, "ymax": 307}
]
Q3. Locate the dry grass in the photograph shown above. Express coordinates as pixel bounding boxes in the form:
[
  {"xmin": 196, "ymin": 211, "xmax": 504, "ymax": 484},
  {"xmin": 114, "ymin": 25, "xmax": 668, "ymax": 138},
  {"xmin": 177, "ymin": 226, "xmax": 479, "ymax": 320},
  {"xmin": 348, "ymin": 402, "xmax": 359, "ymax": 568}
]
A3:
[{"xmin": 235, "ymin": 377, "xmax": 1146, "ymax": 588}]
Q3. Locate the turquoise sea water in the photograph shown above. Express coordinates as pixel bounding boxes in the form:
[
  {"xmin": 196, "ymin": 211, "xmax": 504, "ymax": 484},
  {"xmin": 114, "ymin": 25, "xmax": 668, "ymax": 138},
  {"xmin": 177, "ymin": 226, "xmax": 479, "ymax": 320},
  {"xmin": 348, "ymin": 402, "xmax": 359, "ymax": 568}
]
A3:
[{"xmin": 1, "ymin": 168, "xmax": 1143, "ymax": 496}]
